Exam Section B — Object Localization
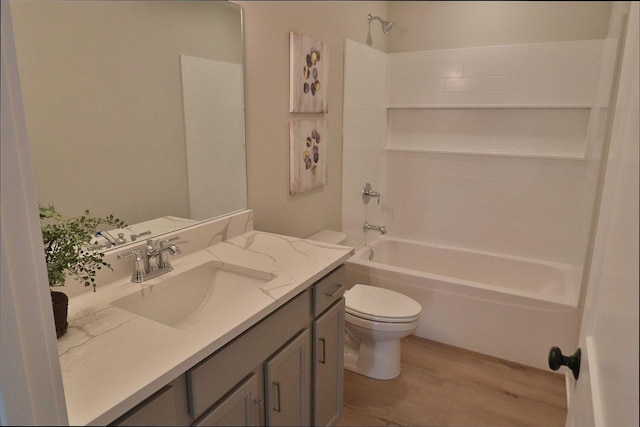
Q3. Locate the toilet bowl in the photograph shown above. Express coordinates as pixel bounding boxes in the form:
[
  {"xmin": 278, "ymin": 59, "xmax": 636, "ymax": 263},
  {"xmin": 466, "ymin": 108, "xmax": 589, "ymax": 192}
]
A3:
[{"xmin": 344, "ymin": 284, "xmax": 422, "ymax": 380}]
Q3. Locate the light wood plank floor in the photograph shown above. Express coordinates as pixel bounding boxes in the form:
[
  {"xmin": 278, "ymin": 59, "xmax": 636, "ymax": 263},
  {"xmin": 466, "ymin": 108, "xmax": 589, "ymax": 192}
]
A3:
[{"xmin": 336, "ymin": 335, "xmax": 567, "ymax": 427}]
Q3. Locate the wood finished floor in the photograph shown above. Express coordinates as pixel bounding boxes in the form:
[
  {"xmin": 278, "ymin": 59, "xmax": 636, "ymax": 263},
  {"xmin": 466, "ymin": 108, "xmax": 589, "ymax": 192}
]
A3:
[{"xmin": 336, "ymin": 335, "xmax": 567, "ymax": 427}]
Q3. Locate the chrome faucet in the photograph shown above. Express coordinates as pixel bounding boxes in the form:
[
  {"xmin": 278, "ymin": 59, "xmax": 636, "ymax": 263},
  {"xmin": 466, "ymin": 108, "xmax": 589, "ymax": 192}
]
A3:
[
  {"xmin": 95, "ymin": 229, "xmax": 118, "ymax": 247},
  {"xmin": 118, "ymin": 236, "xmax": 181, "ymax": 283},
  {"xmin": 94, "ymin": 230, "xmax": 129, "ymax": 249},
  {"xmin": 363, "ymin": 221, "xmax": 386, "ymax": 235}
]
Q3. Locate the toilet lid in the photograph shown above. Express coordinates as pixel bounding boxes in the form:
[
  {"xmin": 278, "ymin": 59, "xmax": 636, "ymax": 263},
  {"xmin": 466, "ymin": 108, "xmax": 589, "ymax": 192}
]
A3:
[{"xmin": 345, "ymin": 284, "xmax": 422, "ymax": 323}]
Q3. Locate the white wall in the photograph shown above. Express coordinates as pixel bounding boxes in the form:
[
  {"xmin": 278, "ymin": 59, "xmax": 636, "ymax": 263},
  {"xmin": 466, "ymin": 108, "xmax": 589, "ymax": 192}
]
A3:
[
  {"xmin": 237, "ymin": 1, "xmax": 389, "ymax": 239},
  {"xmin": 387, "ymin": 1, "xmax": 611, "ymax": 52},
  {"xmin": 386, "ymin": 40, "xmax": 603, "ymax": 106}
]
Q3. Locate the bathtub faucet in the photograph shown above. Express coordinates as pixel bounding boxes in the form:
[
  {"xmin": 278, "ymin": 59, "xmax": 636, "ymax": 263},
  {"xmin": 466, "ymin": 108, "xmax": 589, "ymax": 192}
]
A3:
[{"xmin": 363, "ymin": 221, "xmax": 386, "ymax": 235}]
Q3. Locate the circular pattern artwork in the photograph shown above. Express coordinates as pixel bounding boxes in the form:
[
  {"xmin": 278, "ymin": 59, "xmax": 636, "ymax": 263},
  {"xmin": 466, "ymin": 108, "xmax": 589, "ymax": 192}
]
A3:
[
  {"xmin": 290, "ymin": 32, "xmax": 328, "ymax": 113},
  {"xmin": 302, "ymin": 48, "xmax": 322, "ymax": 97},
  {"xmin": 289, "ymin": 120, "xmax": 328, "ymax": 195},
  {"xmin": 303, "ymin": 128, "xmax": 321, "ymax": 174}
]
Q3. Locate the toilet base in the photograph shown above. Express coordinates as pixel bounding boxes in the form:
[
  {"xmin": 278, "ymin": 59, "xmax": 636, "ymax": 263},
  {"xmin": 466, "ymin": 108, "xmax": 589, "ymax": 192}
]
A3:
[{"xmin": 344, "ymin": 333, "xmax": 402, "ymax": 380}]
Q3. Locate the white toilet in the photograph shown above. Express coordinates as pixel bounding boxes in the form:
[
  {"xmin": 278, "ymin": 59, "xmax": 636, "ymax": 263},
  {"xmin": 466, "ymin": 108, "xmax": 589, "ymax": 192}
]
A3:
[
  {"xmin": 307, "ymin": 230, "xmax": 423, "ymax": 380},
  {"xmin": 344, "ymin": 284, "xmax": 421, "ymax": 380}
]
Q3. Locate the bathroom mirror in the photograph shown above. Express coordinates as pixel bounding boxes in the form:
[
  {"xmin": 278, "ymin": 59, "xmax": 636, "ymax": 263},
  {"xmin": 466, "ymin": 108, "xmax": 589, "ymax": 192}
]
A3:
[{"xmin": 10, "ymin": 0, "xmax": 246, "ymax": 249}]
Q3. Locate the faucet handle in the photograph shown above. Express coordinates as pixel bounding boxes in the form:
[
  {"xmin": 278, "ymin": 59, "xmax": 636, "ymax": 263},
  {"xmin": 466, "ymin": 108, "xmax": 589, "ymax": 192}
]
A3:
[
  {"xmin": 157, "ymin": 236, "xmax": 181, "ymax": 269},
  {"xmin": 362, "ymin": 182, "xmax": 381, "ymax": 205},
  {"xmin": 117, "ymin": 250, "xmax": 146, "ymax": 283},
  {"xmin": 117, "ymin": 249, "xmax": 141, "ymax": 260},
  {"xmin": 91, "ymin": 240, "xmax": 112, "ymax": 250},
  {"xmin": 159, "ymin": 236, "xmax": 180, "ymax": 247}
]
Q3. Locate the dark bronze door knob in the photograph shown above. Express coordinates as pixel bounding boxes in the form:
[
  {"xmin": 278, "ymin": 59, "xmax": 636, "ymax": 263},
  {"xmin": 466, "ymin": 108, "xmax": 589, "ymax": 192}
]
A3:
[{"xmin": 548, "ymin": 346, "xmax": 581, "ymax": 380}]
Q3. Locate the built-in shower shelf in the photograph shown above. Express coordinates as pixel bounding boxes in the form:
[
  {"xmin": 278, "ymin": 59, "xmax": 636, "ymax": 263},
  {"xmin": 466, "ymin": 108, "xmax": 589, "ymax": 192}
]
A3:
[
  {"xmin": 387, "ymin": 104, "xmax": 596, "ymax": 110},
  {"xmin": 387, "ymin": 106, "xmax": 594, "ymax": 159},
  {"xmin": 385, "ymin": 146, "xmax": 586, "ymax": 160}
]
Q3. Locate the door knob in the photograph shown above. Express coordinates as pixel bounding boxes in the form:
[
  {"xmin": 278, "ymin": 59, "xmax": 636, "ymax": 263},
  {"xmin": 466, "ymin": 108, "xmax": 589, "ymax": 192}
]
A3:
[{"xmin": 548, "ymin": 346, "xmax": 581, "ymax": 380}]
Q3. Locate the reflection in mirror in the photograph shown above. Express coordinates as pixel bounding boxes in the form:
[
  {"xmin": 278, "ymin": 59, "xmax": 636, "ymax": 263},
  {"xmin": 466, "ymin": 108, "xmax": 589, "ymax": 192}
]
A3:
[{"xmin": 11, "ymin": 0, "xmax": 247, "ymax": 250}]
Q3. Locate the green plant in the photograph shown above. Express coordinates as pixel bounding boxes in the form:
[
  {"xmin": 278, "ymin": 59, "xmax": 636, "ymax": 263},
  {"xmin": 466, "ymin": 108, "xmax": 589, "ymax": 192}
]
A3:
[{"xmin": 39, "ymin": 204, "xmax": 125, "ymax": 291}]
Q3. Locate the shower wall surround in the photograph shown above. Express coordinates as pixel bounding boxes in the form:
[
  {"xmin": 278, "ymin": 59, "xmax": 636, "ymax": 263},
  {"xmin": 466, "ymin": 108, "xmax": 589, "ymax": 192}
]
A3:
[
  {"xmin": 343, "ymin": 38, "xmax": 610, "ymax": 266},
  {"xmin": 342, "ymin": 40, "xmax": 388, "ymax": 249},
  {"xmin": 386, "ymin": 40, "xmax": 603, "ymax": 106}
]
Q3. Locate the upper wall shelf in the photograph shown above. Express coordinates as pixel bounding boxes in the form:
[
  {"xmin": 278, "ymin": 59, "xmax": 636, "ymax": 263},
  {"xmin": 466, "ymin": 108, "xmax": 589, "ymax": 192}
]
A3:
[
  {"xmin": 385, "ymin": 146, "xmax": 587, "ymax": 161},
  {"xmin": 386, "ymin": 106, "xmax": 594, "ymax": 160},
  {"xmin": 386, "ymin": 104, "xmax": 596, "ymax": 110}
]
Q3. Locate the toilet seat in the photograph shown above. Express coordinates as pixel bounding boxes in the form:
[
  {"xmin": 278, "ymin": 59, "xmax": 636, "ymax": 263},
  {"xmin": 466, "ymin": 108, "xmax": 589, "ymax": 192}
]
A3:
[
  {"xmin": 346, "ymin": 308, "xmax": 420, "ymax": 324},
  {"xmin": 345, "ymin": 284, "xmax": 421, "ymax": 323}
]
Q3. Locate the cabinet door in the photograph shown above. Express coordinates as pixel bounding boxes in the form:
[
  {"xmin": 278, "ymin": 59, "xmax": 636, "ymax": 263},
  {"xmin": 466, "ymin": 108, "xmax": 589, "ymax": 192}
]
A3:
[
  {"xmin": 265, "ymin": 329, "xmax": 311, "ymax": 426},
  {"xmin": 194, "ymin": 373, "xmax": 261, "ymax": 427},
  {"xmin": 313, "ymin": 299, "xmax": 345, "ymax": 426}
]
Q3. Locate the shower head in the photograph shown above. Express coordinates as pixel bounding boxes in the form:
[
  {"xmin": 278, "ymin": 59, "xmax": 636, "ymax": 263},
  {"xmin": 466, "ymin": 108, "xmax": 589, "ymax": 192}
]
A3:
[{"xmin": 368, "ymin": 13, "xmax": 393, "ymax": 34}]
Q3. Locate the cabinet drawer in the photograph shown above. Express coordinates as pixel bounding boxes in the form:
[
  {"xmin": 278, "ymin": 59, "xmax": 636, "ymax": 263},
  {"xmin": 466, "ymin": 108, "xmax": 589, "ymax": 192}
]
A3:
[
  {"xmin": 111, "ymin": 385, "xmax": 176, "ymax": 426},
  {"xmin": 312, "ymin": 266, "xmax": 345, "ymax": 317},
  {"xmin": 187, "ymin": 289, "xmax": 311, "ymax": 419}
]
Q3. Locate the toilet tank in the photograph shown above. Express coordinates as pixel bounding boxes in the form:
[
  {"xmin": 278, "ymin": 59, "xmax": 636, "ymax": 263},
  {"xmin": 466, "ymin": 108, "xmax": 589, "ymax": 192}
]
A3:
[{"xmin": 307, "ymin": 229, "xmax": 347, "ymax": 245}]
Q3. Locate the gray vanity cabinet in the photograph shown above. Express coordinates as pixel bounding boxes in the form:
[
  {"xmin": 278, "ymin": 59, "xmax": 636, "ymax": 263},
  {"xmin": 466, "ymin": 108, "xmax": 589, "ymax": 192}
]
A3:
[{"xmin": 110, "ymin": 265, "xmax": 346, "ymax": 427}]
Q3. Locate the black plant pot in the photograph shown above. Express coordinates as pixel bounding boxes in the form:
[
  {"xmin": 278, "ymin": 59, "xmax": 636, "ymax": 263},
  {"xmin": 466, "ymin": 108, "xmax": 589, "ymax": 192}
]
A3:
[{"xmin": 51, "ymin": 291, "xmax": 68, "ymax": 338}]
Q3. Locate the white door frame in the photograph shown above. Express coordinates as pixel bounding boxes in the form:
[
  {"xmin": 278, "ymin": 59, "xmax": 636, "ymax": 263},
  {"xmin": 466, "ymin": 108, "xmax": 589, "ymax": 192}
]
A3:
[
  {"xmin": 1, "ymin": 1, "xmax": 68, "ymax": 424},
  {"xmin": 565, "ymin": 3, "xmax": 639, "ymax": 426}
]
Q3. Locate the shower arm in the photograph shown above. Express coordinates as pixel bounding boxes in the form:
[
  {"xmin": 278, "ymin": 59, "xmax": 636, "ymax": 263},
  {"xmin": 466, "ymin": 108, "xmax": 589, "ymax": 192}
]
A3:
[
  {"xmin": 368, "ymin": 14, "xmax": 382, "ymax": 24},
  {"xmin": 368, "ymin": 14, "xmax": 393, "ymax": 34}
]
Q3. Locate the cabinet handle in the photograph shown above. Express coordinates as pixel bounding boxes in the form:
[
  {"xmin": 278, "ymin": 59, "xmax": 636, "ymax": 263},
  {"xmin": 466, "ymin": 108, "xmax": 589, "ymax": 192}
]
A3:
[
  {"xmin": 325, "ymin": 283, "xmax": 344, "ymax": 298},
  {"xmin": 272, "ymin": 381, "xmax": 281, "ymax": 413},
  {"xmin": 252, "ymin": 398, "xmax": 263, "ymax": 426},
  {"xmin": 319, "ymin": 338, "xmax": 326, "ymax": 364}
]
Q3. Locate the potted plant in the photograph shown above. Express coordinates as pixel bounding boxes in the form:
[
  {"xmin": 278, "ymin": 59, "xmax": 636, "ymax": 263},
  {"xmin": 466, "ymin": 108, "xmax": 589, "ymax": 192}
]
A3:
[{"xmin": 39, "ymin": 204, "xmax": 125, "ymax": 338}]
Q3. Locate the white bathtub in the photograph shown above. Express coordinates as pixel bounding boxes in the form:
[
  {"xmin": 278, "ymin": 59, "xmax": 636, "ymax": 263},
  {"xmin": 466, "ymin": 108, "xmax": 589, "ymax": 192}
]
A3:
[{"xmin": 345, "ymin": 236, "xmax": 582, "ymax": 370}]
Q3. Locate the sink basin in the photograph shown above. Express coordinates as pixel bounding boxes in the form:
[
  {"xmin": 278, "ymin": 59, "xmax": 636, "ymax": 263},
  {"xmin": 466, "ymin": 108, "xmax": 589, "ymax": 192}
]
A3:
[{"xmin": 111, "ymin": 261, "xmax": 274, "ymax": 329}]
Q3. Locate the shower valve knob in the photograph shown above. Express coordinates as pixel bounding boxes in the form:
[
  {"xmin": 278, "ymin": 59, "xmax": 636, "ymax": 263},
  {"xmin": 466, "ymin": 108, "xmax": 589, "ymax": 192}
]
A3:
[
  {"xmin": 362, "ymin": 182, "xmax": 381, "ymax": 205},
  {"xmin": 548, "ymin": 346, "xmax": 581, "ymax": 380}
]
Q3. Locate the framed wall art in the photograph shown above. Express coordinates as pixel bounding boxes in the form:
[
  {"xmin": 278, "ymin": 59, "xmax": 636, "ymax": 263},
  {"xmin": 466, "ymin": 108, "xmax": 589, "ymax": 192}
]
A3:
[
  {"xmin": 289, "ymin": 120, "xmax": 328, "ymax": 195},
  {"xmin": 289, "ymin": 32, "xmax": 328, "ymax": 113}
]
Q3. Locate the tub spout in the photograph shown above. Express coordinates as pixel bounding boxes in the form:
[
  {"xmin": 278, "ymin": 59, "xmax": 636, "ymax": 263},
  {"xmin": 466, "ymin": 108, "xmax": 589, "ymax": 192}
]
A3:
[{"xmin": 363, "ymin": 222, "xmax": 386, "ymax": 235}]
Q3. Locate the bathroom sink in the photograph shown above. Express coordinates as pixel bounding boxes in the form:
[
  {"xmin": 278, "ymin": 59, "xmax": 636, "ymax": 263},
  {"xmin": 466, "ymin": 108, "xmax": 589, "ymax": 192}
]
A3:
[{"xmin": 111, "ymin": 261, "xmax": 274, "ymax": 329}]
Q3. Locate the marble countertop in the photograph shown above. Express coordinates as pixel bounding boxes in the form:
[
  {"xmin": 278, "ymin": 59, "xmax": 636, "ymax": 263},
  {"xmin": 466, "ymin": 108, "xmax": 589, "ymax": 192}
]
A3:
[{"xmin": 57, "ymin": 231, "xmax": 354, "ymax": 426}]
